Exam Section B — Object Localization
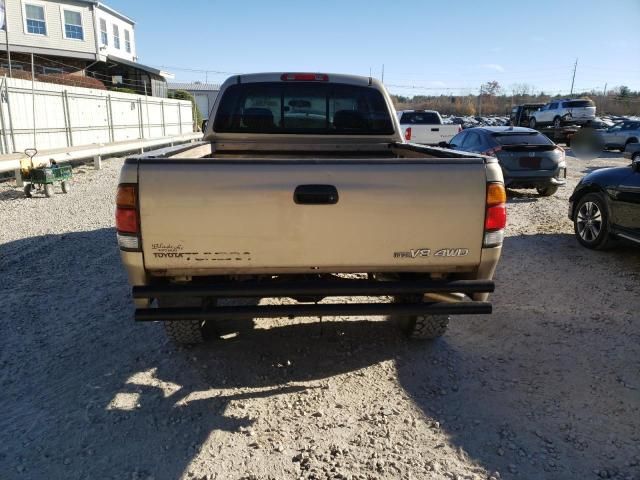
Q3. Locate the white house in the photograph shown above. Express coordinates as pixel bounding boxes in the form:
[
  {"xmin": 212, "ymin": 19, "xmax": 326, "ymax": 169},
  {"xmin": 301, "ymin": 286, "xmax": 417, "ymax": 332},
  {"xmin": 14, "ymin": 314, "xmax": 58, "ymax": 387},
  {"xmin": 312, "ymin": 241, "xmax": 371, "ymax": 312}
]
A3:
[{"xmin": 0, "ymin": 0, "xmax": 173, "ymax": 96}]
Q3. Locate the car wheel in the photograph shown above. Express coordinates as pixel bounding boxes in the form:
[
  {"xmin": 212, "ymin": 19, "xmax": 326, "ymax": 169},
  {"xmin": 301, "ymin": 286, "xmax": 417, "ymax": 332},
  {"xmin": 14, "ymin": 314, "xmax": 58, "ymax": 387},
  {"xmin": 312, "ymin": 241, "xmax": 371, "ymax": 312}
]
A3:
[
  {"xmin": 158, "ymin": 296, "xmax": 206, "ymax": 345},
  {"xmin": 553, "ymin": 116, "xmax": 562, "ymax": 129},
  {"xmin": 24, "ymin": 184, "xmax": 33, "ymax": 198},
  {"xmin": 624, "ymin": 139, "xmax": 638, "ymax": 152},
  {"xmin": 44, "ymin": 183, "xmax": 54, "ymax": 198},
  {"xmin": 536, "ymin": 185, "xmax": 559, "ymax": 197},
  {"xmin": 61, "ymin": 181, "xmax": 70, "ymax": 193},
  {"xmin": 573, "ymin": 193, "xmax": 614, "ymax": 250},
  {"xmin": 529, "ymin": 117, "xmax": 537, "ymax": 129},
  {"xmin": 393, "ymin": 295, "xmax": 449, "ymax": 340}
]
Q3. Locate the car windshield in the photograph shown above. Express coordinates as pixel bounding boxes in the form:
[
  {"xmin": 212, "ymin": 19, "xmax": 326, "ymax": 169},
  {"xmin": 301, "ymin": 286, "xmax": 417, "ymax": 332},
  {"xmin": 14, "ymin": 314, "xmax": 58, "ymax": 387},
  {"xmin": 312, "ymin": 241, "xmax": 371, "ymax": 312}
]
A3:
[
  {"xmin": 399, "ymin": 112, "xmax": 441, "ymax": 124},
  {"xmin": 214, "ymin": 82, "xmax": 394, "ymax": 134},
  {"xmin": 493, "ymin": 132, "xmax": 553, "ymax": 145}
]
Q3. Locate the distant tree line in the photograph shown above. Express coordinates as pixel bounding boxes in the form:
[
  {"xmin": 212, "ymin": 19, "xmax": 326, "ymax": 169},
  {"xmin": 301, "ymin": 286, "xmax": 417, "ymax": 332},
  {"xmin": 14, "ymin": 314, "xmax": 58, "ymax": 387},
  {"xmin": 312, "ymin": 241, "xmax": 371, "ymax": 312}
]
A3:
[{"xmin": 391, "ymin": 81, "xmax": 640, "ymax": 117}]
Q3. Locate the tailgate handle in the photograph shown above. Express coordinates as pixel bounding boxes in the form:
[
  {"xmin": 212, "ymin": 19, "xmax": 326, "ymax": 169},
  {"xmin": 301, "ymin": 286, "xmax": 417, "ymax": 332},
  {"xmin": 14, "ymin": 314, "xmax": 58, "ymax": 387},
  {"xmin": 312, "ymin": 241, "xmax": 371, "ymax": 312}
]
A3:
[
  {"xmin": 431, "ymin": 128, "xmax": 439, "ymax": 131},
  {"xmin": 294, "ymin": 185, "xmax": 339, "ymax": 205}
]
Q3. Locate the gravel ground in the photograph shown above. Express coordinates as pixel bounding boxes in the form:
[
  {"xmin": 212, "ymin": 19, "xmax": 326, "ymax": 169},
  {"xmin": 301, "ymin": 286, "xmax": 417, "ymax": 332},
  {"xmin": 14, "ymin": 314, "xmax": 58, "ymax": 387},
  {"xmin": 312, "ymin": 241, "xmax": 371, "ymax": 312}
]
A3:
[{"xmin": 1, "ymin": 152, "xmax": 639, "ymax": 480}]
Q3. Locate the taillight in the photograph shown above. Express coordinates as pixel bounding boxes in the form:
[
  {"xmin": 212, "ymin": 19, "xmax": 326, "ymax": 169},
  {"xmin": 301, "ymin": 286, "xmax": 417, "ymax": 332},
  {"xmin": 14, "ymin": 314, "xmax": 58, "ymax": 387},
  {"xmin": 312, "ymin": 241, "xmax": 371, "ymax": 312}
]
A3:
[
  {"xmin": 281, "ymin": 73, "xmax": 329, "ymax": 81},
  {"xmin": 405, "ymin": 127, "xmax": 412, "ymax": 141},
  {"xmin": 457, "ymin": 125, "xmax": 462, "ymax": 133},
  {"xmin": 555, "ymin": 145, "xmax": 565, "ymax": 161},
  {"xmin": 483, "ymin": 146, "xmax": 502, "ymax": 157},
  {"xmin": 484, "ymin": 182, "xmax": 506, "ymax": 247},
  {"xmin": 116, "ymin": 184, "xmax": 140, "ymax": 250}
]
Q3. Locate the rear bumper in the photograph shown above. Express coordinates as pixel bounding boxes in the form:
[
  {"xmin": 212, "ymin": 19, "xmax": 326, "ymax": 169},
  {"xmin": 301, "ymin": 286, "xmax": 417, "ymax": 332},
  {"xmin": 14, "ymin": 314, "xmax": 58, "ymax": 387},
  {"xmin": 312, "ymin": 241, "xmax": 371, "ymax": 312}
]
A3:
[{"xmin": 132, "ymin": 278, "xmax": 495, "ymax": 321}]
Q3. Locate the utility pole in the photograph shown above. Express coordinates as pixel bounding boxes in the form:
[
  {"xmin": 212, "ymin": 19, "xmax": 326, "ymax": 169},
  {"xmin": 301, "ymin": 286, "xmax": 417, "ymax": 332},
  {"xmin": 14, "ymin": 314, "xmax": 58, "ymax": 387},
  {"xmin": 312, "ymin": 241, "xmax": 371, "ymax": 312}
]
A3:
[
  {"xmin": 570, "ymin": 58, "xmax": 578, "ymax": 96},
  {"xmin": 603, "ymin": 83, "xmax": 607, "ymax": 97},
  {"xmin": 478, "ymin": 86, "xmax": 483, "ymax": 116}
]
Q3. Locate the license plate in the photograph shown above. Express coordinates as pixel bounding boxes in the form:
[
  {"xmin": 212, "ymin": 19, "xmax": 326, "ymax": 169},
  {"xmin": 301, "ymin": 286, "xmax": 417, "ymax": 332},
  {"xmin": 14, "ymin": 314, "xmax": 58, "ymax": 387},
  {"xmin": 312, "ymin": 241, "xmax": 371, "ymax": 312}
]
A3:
[{"xmin": 519, "ymin": 157, "xmax": 541, "ymax": 169}]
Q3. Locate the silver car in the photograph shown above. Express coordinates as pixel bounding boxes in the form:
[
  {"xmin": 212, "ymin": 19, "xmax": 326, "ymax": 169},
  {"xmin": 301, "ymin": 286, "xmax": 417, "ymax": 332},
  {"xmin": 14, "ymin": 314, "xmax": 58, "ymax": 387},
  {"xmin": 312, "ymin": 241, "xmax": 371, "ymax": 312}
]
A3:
[
  {"xmin": 599, "ymin": 120, "xmax": 640, "ymax": 152},
  {"xmin": 447, "ymin": 126, "xmax": 566, "ymax": 196}
]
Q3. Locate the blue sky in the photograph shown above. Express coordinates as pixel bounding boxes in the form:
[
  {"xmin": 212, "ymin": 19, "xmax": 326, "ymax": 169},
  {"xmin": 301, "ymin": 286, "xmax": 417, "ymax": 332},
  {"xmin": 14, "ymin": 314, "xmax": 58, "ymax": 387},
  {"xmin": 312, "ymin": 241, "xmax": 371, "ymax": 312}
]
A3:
[{"xmin": 109, "ymin": 0, "xmax": 639, "ymax": 96}]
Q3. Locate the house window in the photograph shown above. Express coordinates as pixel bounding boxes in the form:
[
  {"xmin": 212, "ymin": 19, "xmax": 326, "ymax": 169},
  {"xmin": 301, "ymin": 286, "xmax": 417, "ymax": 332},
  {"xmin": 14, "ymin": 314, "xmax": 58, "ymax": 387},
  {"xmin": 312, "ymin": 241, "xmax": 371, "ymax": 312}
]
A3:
[
  {"xmin": 63, "ymin": 10, "xmax": 83, "ymax": 40},
  {"xmin": 113, "ymin": 24, "xmax": 120, "ymax": 49},
  {"xmin": 100, "ymin": 19, "xmax": 108, "ymax": 45},
  {"xmin": 124, "ymin": 30, "xmax": 131, "ymax": 53},
  {"xmin": 42, "ymin": 66, "xmax": 64, "ymax": 75},
  {"xmin": 25, "ymin": 3, "xmax": 47, "ymax": 35}
]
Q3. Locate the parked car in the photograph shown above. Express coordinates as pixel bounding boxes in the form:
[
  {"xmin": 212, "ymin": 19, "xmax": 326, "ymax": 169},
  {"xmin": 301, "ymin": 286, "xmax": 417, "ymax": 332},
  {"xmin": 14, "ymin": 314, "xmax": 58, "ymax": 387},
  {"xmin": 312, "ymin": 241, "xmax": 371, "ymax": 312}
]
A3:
[
  {"xmin": 569, "ymin": 156, "xmax": 640, "ymax": 249},
  {"xmin": 529, "ymin": 99, "xmax": 596, "ymax": 129},
  {"xmin": 443, "ymin": 126, "xmax": 566, "ymax": 196},
  {"xmin": 509, "ymin": 103, "xmax": 545, "ymax": 126},
  {"xmin": 397, "ymin": 110, "xmax": 461, "ymax": 145},
  {"xmin": 598, "ymin": 120, "xmax": 640, "ymax": 152},
  {"xmin": 116, "ymin": 72, "xmax": 506, "ymax": 345}
]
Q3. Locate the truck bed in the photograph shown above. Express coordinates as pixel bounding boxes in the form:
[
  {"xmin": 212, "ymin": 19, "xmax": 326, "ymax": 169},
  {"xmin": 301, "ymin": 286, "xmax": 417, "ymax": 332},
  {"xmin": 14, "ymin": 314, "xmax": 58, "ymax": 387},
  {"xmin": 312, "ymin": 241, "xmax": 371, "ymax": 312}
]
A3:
[{"xmin": 125, "ymin": 141, "xmax": 493, "ymax": 276}]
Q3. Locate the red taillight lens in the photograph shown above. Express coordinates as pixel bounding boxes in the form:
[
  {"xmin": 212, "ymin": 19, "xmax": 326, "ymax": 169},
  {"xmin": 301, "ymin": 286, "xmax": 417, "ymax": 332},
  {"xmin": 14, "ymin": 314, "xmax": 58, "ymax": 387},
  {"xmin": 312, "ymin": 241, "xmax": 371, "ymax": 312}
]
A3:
[
  {"xmin": 485, "ymin": 204, "xmax": 507, "ymax": 231},
  {"xmin": 116, "ymin": 184, "xmax": 138, "ymax": 234},
  {"xmin": 116, "ymin": 208, "xmax": 138, "ymax": 233},
  {"xmin": 405, "ymin": 127, "xmax": 412, "ymax": 141},
  {"xmin": 280, "ymin": 73, "xmax": 329, "ymax": 81},
  {"xmin": 457, "ymin": 125, "xmax": 462, "ymax": 133}
]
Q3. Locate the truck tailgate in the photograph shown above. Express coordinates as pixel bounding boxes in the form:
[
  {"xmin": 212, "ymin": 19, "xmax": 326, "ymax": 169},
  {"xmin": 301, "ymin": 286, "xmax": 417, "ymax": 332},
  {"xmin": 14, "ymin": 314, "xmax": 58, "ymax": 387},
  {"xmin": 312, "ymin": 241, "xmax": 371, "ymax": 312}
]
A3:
[{"xmin": 138, "ymin": 159, "xmax": 487, "ymax": 274}]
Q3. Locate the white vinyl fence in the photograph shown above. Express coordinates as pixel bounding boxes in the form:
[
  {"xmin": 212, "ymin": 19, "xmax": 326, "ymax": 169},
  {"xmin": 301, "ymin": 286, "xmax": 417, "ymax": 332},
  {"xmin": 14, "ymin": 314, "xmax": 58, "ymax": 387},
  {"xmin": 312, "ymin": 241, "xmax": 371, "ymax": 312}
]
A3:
[{"xmin": 0, "ymin": 76, "xmax": 195, "ymax": 155}]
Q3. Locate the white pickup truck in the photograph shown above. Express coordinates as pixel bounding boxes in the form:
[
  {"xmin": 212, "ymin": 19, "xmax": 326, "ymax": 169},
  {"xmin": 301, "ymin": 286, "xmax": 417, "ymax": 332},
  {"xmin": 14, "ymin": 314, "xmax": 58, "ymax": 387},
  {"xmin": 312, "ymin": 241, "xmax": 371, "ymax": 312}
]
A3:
[
  {"xmin": 116, "ymin": 73, "xmax": 506, "ymax": 345},
  {"xmin": 397, "ymin": 110, "xmax": 461, "ymax": 145}
]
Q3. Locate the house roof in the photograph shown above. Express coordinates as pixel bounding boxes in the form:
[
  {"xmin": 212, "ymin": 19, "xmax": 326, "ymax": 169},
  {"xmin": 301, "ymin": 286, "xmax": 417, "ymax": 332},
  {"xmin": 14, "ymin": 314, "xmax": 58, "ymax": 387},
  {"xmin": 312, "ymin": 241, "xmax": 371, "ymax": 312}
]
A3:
[
  {"xmin": 107, "ymin": 55, "xmax": 174, "ymax": 79},
  {"xmin": 75, "ymin": 1, "xmax": 135, "ymax": 25},
  {"xmin": 168, "ymin": 82, "xmax": 221, "ymax": 92}
]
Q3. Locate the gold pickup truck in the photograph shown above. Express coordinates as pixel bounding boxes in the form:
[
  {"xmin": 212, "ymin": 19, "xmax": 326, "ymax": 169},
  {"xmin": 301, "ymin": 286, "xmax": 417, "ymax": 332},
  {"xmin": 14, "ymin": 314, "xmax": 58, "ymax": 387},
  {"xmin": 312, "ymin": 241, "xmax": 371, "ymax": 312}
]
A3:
[{"xmin": 116, "ymin": 73, "xmax": 506, "ymax": 345}]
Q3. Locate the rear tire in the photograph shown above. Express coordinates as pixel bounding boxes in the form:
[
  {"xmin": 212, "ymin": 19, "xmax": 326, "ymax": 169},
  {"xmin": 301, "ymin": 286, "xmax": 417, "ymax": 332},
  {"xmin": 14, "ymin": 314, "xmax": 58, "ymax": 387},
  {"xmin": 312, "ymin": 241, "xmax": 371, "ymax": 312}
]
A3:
[
  {"xmin": 158, "ymin": 296, "xmax": 206, "ymax": 345},
  {"xmin": 529, "ymin": 117, "xmax": 537, "ymax": 129},
  {"xmin": 61, "ymin": 181, "xmax": 70, "ymax": 193},
  {"xmin": 624, "ymin": 139, "xmax": 638, "ymax": 152},
  {"xmin": 164, "ymin": 320, "xmax": 205, "ymax": 345},
  {"xmin": 536, "ymin": 185, "xmax": 559, "ymax": 197},
  {"xmin": 553, "ymin": 116, "xmax": 562, "ymax": 129},
  {"xmin": 573, "ymin": 192, "xmax": 615, "ymax": 250},
  {"xmin": 393, "ymin": 295, "xmax": 449, "ymax": 340},
  {"xmin": 401, "ymin": 315, "xmax": 450, "ymax": 340},
  {"xmin": 44, "ymin": 183, "xmax": 54, "ymax": 198},
  {"xmin": 24, "ymin": 184, "xmax": 33, "ymax": 198}
]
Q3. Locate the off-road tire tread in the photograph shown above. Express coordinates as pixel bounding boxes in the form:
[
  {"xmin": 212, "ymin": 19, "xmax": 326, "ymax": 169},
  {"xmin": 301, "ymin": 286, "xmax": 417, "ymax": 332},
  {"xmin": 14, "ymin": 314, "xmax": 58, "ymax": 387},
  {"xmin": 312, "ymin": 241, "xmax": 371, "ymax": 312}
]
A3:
[
  {"xmin": 405, "ymin": 315, "xmax": 450, "ymax": 340},
  {"xmin": 163, "ymin": 320, "xmax": 205, "ymax": 345},
  {"xmin": 537, "ymin": 185, "xmax": 559, "ymax": 197}
]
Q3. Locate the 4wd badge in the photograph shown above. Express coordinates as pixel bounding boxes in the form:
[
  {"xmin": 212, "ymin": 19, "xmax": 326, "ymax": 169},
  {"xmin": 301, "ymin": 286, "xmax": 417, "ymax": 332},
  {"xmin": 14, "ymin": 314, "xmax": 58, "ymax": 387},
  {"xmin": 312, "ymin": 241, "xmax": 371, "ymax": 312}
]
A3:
[{"xmin": 394, "ymin": 248, "xmax": 469, "ymax": 259}]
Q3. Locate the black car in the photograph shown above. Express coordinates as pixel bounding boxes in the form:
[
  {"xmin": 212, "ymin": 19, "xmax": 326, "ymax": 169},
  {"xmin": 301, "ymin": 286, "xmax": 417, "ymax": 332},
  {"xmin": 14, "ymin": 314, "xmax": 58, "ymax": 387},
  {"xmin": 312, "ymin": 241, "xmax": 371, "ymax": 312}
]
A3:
[
  {"xmin": 444, "ymin": 126, "xmax": 567, "ymax": 196},
  {"xmin": 569, "ymin": 158, "xmax": 640, "ymax": 249}
]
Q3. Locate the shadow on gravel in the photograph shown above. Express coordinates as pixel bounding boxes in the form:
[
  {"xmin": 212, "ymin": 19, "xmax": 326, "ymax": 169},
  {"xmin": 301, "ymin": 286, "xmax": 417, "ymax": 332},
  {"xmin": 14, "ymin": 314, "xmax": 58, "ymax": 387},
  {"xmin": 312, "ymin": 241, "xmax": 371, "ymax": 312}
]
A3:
[
  {"xmin": 397, "ymin": 233, "xmax": 640, "ymax": 480},
  {"xmin": 0, "ymin": 228, "xmax": 400, "ymax": 479},
  {"xmin": 2, "ymin": 229, "xmax": 639, "ymax": 479}
]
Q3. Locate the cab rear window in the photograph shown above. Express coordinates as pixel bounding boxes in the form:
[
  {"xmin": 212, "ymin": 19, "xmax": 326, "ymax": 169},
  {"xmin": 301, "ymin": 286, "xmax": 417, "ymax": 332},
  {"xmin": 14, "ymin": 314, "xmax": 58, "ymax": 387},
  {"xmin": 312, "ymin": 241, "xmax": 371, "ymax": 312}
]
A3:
[
  {"xmin": 563, "ymin": 100, "xmax": 594, "ymax": 108},
  {"xmin": 214, "ymin": 82, "xmax": 394, "ymax": 135},
  {"xmin": 399, "ymin": 112, "xmax": 441, "ymax": 124}
]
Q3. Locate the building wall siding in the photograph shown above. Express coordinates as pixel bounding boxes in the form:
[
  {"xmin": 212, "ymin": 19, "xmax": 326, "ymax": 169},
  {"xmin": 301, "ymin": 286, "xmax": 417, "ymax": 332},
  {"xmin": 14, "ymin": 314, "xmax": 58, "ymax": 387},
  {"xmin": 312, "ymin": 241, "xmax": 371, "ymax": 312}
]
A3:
[
  {"xmin": 0, "ymin": 0, "xmax": 97, "ymax": 58},
  {"xmin": 95, "ymin": 7, "xmax": 135, "ymax": 62}
]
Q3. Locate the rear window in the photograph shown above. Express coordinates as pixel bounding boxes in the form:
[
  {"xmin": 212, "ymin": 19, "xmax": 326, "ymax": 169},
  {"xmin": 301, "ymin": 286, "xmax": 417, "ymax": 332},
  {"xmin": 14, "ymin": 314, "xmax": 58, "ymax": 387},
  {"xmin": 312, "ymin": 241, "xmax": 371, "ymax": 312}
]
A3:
[
  {"xmin": 399, "ymin": 111, "xmax": 441, "ymax": 124},
  {"xmin": 214, "ymin": 82, "xmax": 394, "ymax": 135},
  {"xmin": 563, "ymin": 100, "xmax": 594, "ymax": 108},
  {"xmin": 493, "ymin": 132, "xmax": 553, "ymax": 145}
]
